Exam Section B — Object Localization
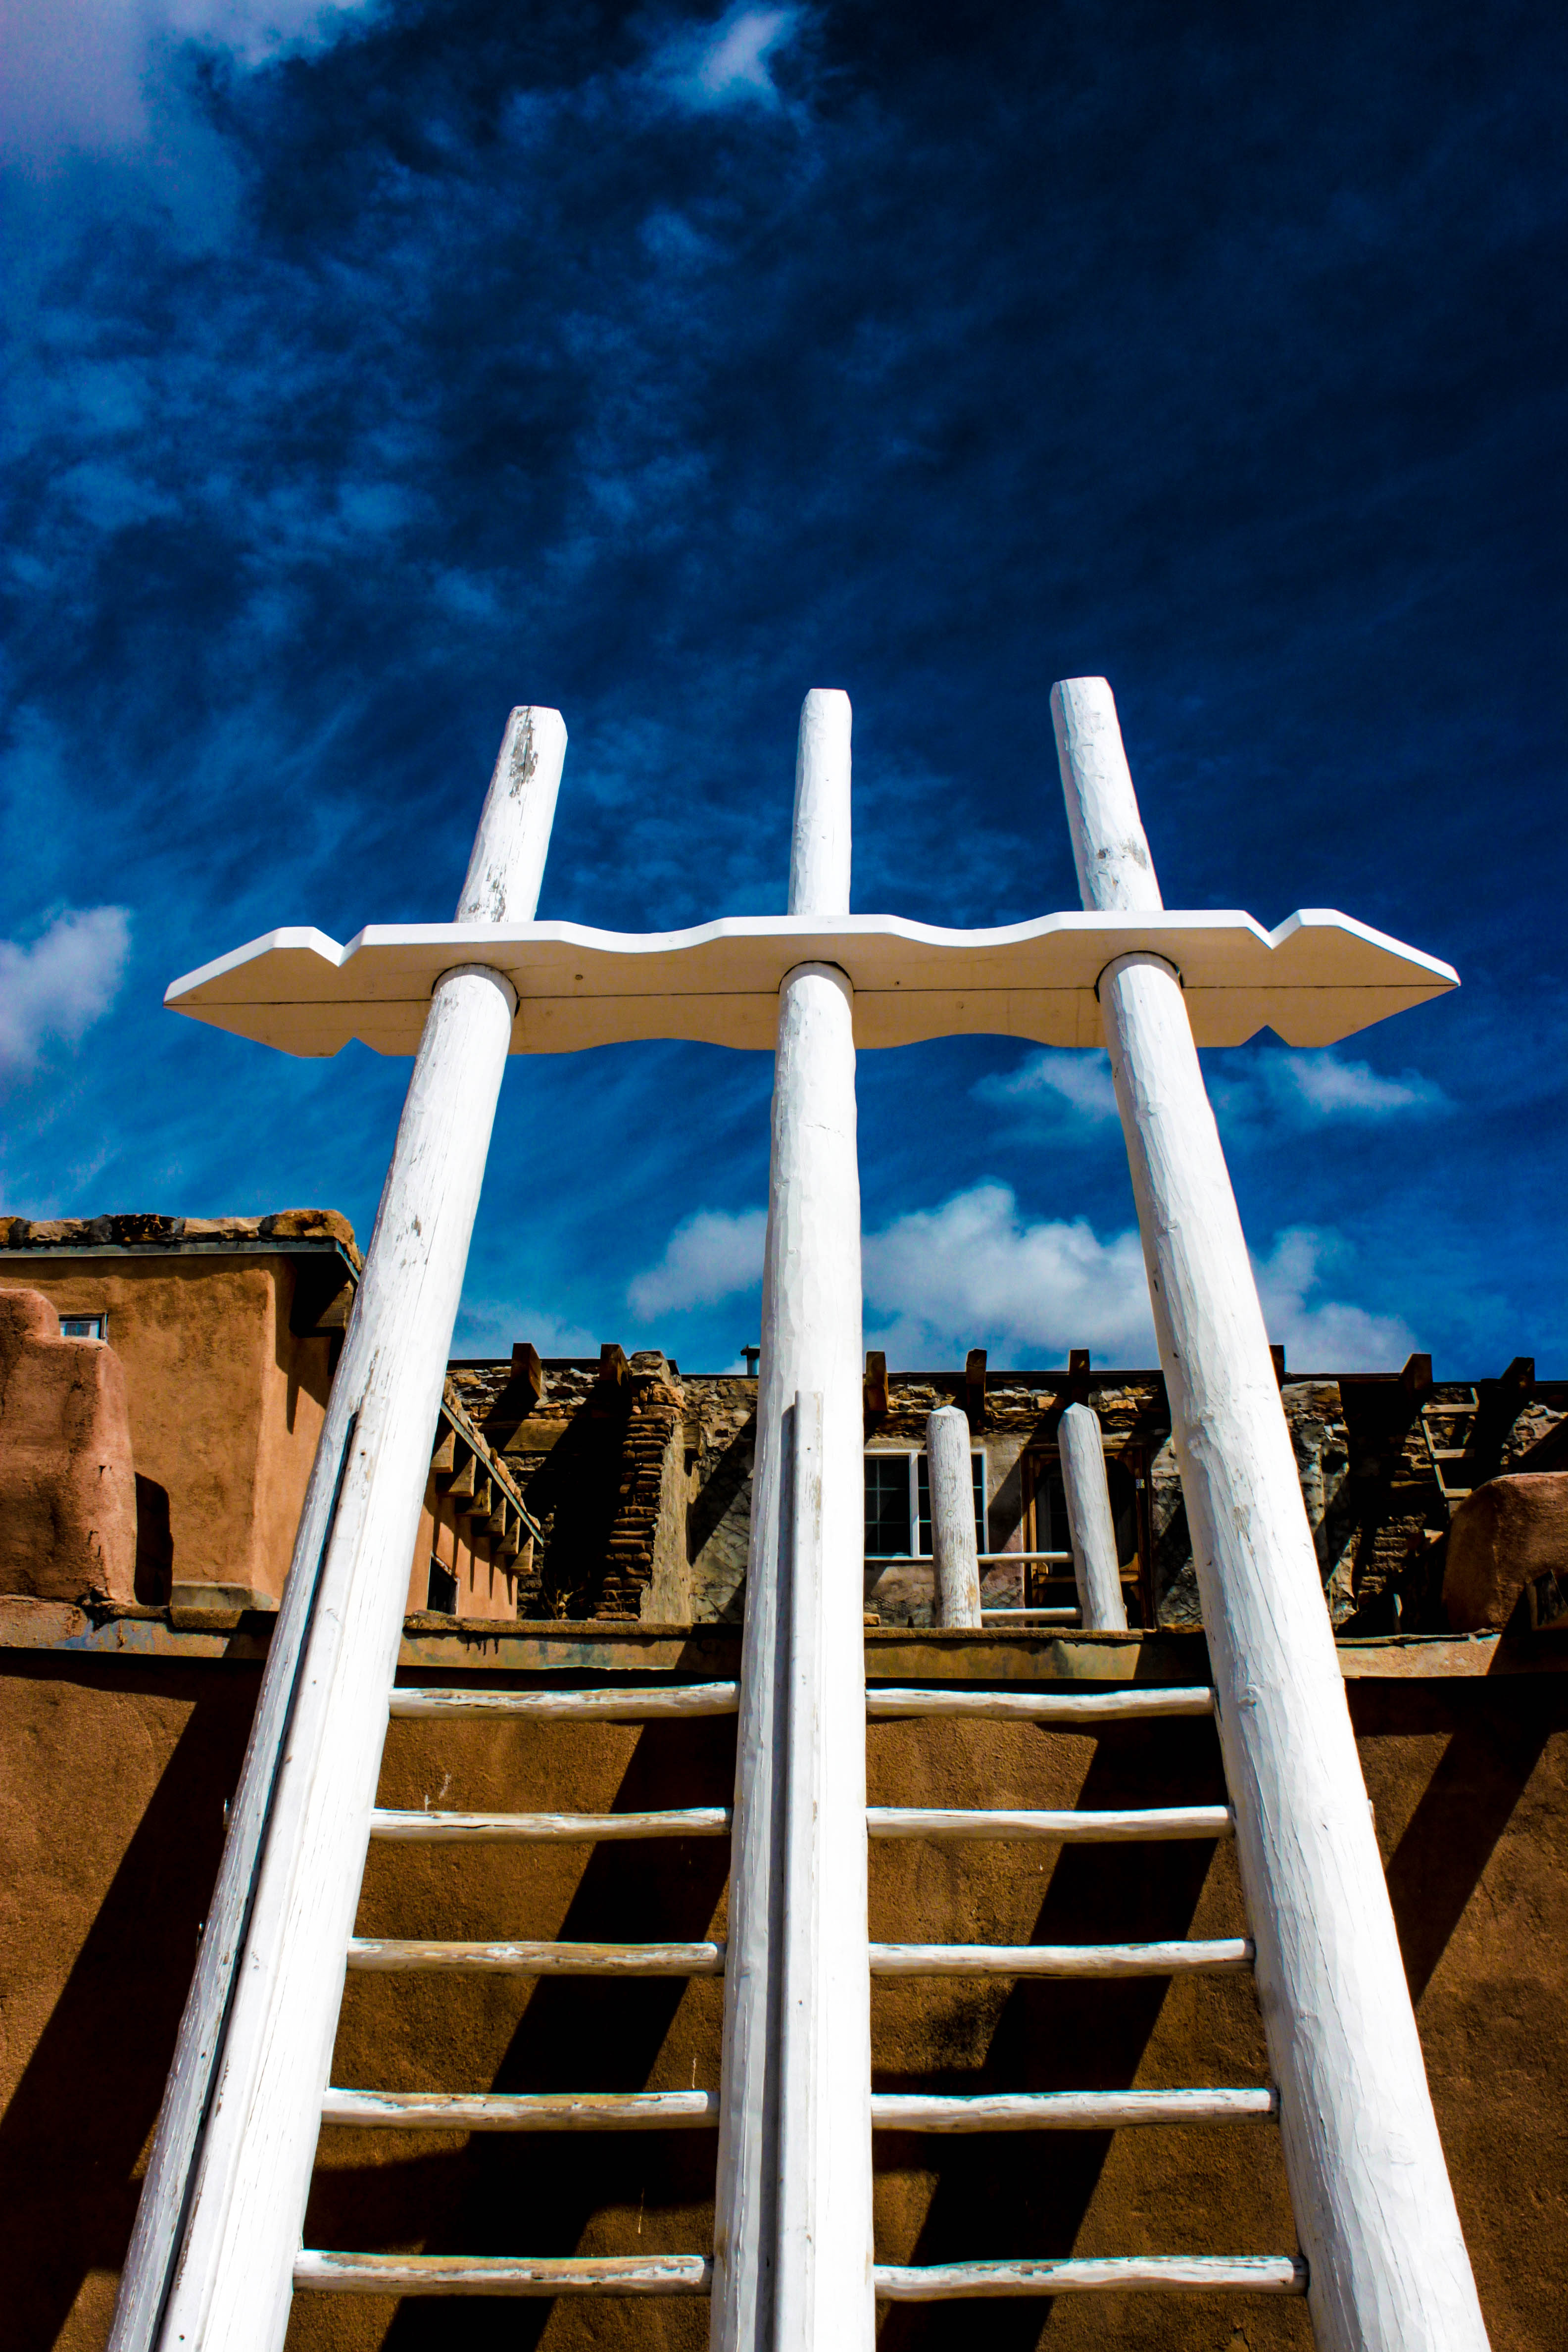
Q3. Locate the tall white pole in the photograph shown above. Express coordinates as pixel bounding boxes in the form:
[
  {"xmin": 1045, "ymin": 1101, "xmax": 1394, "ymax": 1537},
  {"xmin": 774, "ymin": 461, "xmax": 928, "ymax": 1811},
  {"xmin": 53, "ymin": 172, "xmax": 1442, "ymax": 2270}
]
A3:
[
  {"xmin": 1050, "ymin": 677, "xmax": 1488, "ymax": 2352},
  {"xmin": 111, "ymin": 708, "xmax": 567, "ymax": 2352},
  {"xmin": 713, "ymin": 692, "xmax": 874, "ymax": 2352},
  {"xmin": 926, "ymin": 1405, "xmax": 982, "ymax": 1628},
  {"xmin": 1057, "ymin": 1403, "xmax": 1127, "ymax": 1632}
]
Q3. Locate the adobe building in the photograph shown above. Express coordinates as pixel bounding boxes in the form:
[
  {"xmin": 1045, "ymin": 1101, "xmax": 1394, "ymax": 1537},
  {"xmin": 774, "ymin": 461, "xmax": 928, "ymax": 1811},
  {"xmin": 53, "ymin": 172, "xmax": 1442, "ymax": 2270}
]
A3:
[{"xmin": 1, "ymin": 1209, "xmax": 1567, "ymax": 2348}]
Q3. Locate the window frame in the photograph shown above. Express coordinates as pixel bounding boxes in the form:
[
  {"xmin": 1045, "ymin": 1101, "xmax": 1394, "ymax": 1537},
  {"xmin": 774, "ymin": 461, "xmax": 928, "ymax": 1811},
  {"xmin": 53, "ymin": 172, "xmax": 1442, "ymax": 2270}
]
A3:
[
  {"xmin": 58, "ymin": 1312, "xmax": 107, "ymax": 1341},
  {"xmin": 865, "ymin": 1445, "xmax": 988, "ymax": 1560}
]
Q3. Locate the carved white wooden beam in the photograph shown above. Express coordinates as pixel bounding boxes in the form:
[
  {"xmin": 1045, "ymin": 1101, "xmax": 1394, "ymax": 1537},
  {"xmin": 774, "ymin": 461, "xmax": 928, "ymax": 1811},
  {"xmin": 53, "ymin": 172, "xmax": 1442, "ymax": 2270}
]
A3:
[
  {"xmin": 1051, "ymin": 675, "xmax": 1488, "ymax": 2352},
  {"xmin": 111, "ymin": 708, "xmax": 567, "ymax": 2352},
  {"xmin": 166, "ymin": 903, "xmax": 1456, "ymax": 1057}
]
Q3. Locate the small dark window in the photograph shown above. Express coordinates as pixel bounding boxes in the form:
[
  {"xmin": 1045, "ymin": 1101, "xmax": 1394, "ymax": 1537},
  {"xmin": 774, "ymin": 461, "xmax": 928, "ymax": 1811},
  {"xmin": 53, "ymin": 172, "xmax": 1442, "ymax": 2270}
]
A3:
[
  {"xmin": 59, "ymin": 1313, "xmax": 106, "ymax": 1340},
  {"xmin": 864, "ymin": 1455, "xmax": 912, "ymax": 1559},
  {"xmin": 426, "ymin": 1557, "xmax": 458, "ymax": 1615}
]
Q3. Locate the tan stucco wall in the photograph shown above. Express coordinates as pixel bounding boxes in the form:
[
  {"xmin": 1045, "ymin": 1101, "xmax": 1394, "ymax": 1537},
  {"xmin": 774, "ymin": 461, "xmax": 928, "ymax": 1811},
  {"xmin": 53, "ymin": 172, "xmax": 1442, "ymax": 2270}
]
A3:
[
  {"xmin": 3, "ymin": 1645, "xmax": 1564, "ymax": 2351},
  {"xmin": 3, "ymin": 1260, "xmax": 336, "ymax": 1602},
  {"xmin": 406, "ymin": 1482, "xmax": 523, "ymax": 1620}
]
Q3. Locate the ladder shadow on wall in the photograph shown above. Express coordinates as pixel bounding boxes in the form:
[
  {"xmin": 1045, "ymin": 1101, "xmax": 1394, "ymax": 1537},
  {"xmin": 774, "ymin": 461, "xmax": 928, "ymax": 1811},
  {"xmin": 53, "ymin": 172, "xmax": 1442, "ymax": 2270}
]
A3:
[{"xmin": 302, "ymin": 1710, "xmax": 735, "ymax": 2352}]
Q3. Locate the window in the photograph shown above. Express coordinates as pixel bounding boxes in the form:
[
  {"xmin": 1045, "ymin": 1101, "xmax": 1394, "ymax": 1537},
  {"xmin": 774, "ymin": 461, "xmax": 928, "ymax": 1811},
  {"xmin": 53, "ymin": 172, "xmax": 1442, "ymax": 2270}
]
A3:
[
  {"xmin": 866, "ymin": 1449, "xmax": 987, "ymax": 1558},
  {"xmin": 865, "ymin": 1454, "xmax": 912, "ymax": 1560},
  {"xmin": 59, "ymin": 1313, "xmax": 106, "ymax": 1340},
  {"xmin": 426, "ymin": 1557, "xmax": 459, "ymax": 1615}
]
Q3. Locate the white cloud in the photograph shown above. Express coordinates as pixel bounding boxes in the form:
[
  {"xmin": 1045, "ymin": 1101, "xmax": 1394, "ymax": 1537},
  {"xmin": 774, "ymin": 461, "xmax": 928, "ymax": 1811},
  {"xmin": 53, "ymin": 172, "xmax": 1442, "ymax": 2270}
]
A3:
[
  {"xmin": 978, "ymin": 1042, "xmax": 1445, "ymax": 1140},
  {"xmin": 975, "ymin": 1048, "xmax": 1119, "ymax": 1123},
  {"xmin": 0, "ymin": 906, "xmax": 132, "ymax": 1078},
  {"xmin": 628, "ymin": 1205, "xmax": 768, "ymax": 1320},
  {"xmin": 859, "ymin": 1181, "xmax": 1413, "ymax": 1375},
  {"xmin": 1209, "ymin": 1044, "xmax": 1448, "ymax": 1129},
  {"xmin": 862, "ymin": 1183, "xmax": 1155, "ymax": 1367},
  {"xmin": 1252, "ymin": 1227, "xmax": 1415, "ymax": 1372},
  {"xmin": 452, "ymin": 1298, "xmax": 597, "ymax": 1360},
  {"xmin": 1270, "ymin": 1050, "xmax": 1445, "ymax": 1117},
  {"xmin": 0, "ymin": 0, "xmax": 378, "ymax": 166},
  {"xmin": 655, "ymin": 3, "xmax": 804, "ymax": 111}
]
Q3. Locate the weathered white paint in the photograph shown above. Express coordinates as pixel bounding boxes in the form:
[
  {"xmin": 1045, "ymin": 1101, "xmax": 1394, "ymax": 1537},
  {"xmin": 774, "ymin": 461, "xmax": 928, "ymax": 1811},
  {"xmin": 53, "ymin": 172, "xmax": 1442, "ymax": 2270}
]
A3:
[
  {"xmin": 774, "ymin": 1391, "xmax": 823, "ymax": 2352},
  {"xmin": 295, "ymin": 2252, "xmax": 713, "ymax": 2296},
  {"xmin": 389, "ymin": 1681, "xmax": 740, "ymax": 1718},
  {"xmin": 1052, "ymin": 675, "xmax": 1489, "ymax": 2352},
  {"xmin": 871, "ymin": 2087, "xmax": 1275, "ymax": 2129},
  {"xmin": 713, "ymin": 693, "xmax": 874, "ymax": 2352},
  {"xmin": 112, "ymin": 708, "xmax": 567, "ymax": 2352},
  {"xmin": 167, "ymin": 905, "xmax": 1458, "ymax": 1059},
  {"xmin": 346, "ymin": 1938, "xmax": 725, "ymax": 1974},
  {"xmin": 868, "ymin": 1803, "xmax": 1232, "ymax": 1842},
  {"xmin": 868, "ymin": 1937, "xmax": 1252, "ymax": 1976},
  {"xmin": 1057, "ymin": 1403, "xmax": 1128, "ymax": 1632},
  {"xmin": 322, "ymin": 2088, "xmax": 720, "ymax": 2129},
  {"xmin": 926, "ymin": 1406, "xmax": 982, "ymax": 1627},
  {"xmin": 367, "ymin": 1806, "xmax": 732, "ymax": 1841},
  {"xmin": 875, "ymin": 2256, "xmax": 1307, "ymax": 2300},
  {"xmin": 866, "ymin": 1686, "xmax": 1213, "ymax": 1721}
]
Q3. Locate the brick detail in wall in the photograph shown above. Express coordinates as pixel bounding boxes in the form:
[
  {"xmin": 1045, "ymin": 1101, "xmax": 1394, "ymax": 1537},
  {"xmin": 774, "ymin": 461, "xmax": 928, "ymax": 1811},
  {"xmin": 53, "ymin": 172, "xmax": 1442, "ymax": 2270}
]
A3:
[
  {"xmin": 512, "ymin": 1368, "xmax": 684, "ymax": 1621},
  {"xmin": 597, "ymin": 1377, "xmax": 683, "ymax": 1619}
]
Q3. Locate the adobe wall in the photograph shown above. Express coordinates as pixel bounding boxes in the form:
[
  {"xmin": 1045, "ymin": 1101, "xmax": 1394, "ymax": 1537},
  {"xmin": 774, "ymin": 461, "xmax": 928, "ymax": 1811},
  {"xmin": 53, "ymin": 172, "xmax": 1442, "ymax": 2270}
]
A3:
[
  {"xmin": 0, "ymin": 1226, "xmax": 355, "ymax": 1607},
  {"xmin": 1, "ymin": 1626, "xmax": 1565, "ymax": 2352}
]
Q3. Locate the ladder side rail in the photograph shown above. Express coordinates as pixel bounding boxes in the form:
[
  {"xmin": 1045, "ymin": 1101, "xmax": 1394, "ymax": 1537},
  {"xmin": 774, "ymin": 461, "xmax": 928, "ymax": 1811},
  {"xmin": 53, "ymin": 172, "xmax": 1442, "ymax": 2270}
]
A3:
[
  {"xmin": 712, "ymin": 692, "xmax": 874, "ymax": 2352},
  {"xmin": 111, "ymin": 707, "xmax": 567, "ymax": 2352},
  {"xmin": 1052, "ymin": 677, "xmax": 1488, "ymax": 2352}
]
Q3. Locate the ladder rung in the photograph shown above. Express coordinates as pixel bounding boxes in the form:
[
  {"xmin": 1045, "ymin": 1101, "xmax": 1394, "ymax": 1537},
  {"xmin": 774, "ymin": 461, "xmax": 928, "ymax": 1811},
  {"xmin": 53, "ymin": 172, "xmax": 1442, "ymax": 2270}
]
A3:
[
  {"xmin": 1428, "ymin": 1448, "xmax": 1471, "ymax": 1461},
  {"xmin": 867, "ymin": 1686, "xmax": 1214, "ymax": 1722},
  {"xmin": 346, "ymin": 1938, "xmax": 724, "ymax": 1975},
  {"xmin": 874, "ymin": 2254, "xmax": 1307, "ymax": 2299},
  {"xmin": 323, "ymin": 2088, "xmax": 719, "ymax": 2129},
  {"xmin": 867, "ymin": 1805, "xmax": 1232, "ymax": 1842},
  {"xmin": 869, "ymin": 1938, "xmax": 1252, "ymax": 1976},
  {"xmin": 871, "ymin": 2087, "xmax": 1276, "ymax": 2129},
  {"xmin": 390, "ymin": 1683, "xmax": 739, "ymax": 1720},
  {"xmin": 294, "ymin": 2251, "xmax": 712, "ymax": 2296},
  {"xmin": 367, "ymin": 1808, "xmax": 732, "ymax": 1842}
]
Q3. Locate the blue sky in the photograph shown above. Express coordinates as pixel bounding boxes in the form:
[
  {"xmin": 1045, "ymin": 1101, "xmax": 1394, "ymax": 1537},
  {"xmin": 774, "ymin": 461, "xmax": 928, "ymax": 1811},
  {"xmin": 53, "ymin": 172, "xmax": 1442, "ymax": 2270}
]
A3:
[{"xmin": 2, "ymin": 0, "xmax": 1564, "ymax": 1375}]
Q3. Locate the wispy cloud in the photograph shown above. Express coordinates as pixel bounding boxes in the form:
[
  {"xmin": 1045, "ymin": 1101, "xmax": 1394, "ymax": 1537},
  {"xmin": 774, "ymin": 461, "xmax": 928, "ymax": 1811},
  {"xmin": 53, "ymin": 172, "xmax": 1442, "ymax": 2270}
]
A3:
[
  {"xmin": 0, "ymin": 907, "xmax": 133, "ymax": 1079},
  {"xmin": 979, "ymin": 1043, "xmax": 1448, "ymax": 1138},
  {"xmin": 0, "ymin": 0, "xmax": 379, "ymax": 166},
  {"xmin": 628, "ymin": 1205, "xmax": 768, "ymax": 1319},
  {"xmin": 975, "ymin": 1049, "xmax": 1119, "ymax": 1124},
  {"xmin": 1266, "ymin": 1052, "xmax": 1445, "ymax": 1117},
  {"xmin": 653, "ymin": 5, "xmax": 806, "ymax": 112},
  {"xmin": 452, "ymin": 1296, "xmax": 598, "ymax": 1359},
  {"xmin": 1253, "ymin": 1227, "xmax": 1415, "ymax": 1371}
]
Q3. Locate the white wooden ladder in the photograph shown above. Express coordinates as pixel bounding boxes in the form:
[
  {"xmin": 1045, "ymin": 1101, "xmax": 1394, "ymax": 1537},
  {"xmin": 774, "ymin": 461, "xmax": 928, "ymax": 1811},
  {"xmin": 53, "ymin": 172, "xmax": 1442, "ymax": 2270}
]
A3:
[
  {"xmin": 281, "ymin": 1666, "xmax": 1305, "ymax": 2309},
  {"xmin": 111, "ymin": 681, "xmax": 1490, "ymax": 2352}
]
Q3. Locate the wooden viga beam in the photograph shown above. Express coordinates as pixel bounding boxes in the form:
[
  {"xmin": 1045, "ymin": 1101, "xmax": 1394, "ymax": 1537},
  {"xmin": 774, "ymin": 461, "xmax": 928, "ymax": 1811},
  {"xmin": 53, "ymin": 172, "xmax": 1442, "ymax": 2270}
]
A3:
[
  {"xmin": 110, "ymin": 708, "xmax": 569, "ymax": 2352},
  {"xmin": 1050, "ymin": 676, "xmax": 1486, "ymax": 2352}
]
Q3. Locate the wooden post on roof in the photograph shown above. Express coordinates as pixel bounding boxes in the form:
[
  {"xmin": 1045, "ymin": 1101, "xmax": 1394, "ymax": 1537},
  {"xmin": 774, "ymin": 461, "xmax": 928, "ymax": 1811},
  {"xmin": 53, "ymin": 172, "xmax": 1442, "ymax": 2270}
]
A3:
[
  {"xmin": 927, "ymin": 1404, "xmax": 982, "ymax": 1627},
  {"xmin": 713, "ymin": 691, "xmax": 874, "ymax": 2352},
  {"xmin": 1057, "ymin": 1403, "xmax": 1127, "ymax": 1632},
  {"xmin": 1051, "ymin": 675, "xmax": 1488, "ymax": 2352},
  {"xmin": 110, "ymin": 707, "xmax": 568, "ymax": 2352}
]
